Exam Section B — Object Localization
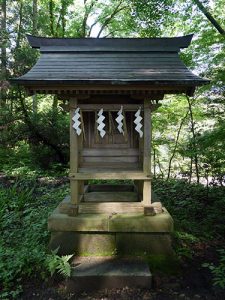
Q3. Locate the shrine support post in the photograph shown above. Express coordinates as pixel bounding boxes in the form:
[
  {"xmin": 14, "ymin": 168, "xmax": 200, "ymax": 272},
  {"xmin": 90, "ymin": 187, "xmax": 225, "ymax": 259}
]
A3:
[
  {"xmin": 142, "ymin": 99, "xmax": 152, "ymax": 206},
  {"xmin": 69, "ymin": 98, "xmax": 79, "ymax": 215}
]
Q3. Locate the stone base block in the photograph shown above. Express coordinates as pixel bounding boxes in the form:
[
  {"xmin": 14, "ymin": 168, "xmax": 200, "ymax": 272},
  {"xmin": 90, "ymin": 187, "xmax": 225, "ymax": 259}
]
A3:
[
  {"xmin": 49, "ymin": 232, "xmax": 116, "ymax": 255},
  {"xmin": 49, "ymin": 231, "xmax": 174, "ymax": 256},
  {"xmin": 48, "ymin": 200, "xmax": 174, "ymax": 256}
]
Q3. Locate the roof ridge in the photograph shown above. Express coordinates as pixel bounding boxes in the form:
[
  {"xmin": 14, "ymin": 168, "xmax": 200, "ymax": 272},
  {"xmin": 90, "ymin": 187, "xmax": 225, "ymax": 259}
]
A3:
[{"xmin": 26, "ymin": 34, "xmax": 194, "ymax": 52}]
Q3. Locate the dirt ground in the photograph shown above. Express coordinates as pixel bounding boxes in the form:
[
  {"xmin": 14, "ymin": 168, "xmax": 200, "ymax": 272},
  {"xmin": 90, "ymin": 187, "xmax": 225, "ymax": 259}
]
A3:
[{"xmin": 20, "ymin": 241, "xmax": 225, "ymax": 300}]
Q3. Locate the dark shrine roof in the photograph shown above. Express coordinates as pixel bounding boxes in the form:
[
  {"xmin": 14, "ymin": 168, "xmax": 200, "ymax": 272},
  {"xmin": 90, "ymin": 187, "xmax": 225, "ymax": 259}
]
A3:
[{"xmin": 12, "ymin": 34, "xmax": 209, "ymax": 95}]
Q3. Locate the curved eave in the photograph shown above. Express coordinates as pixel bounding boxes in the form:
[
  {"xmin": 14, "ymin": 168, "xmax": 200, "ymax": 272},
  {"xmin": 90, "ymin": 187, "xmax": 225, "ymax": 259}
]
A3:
[
  {"xmin": 10, "ymin": 78, "xmax": 209, "ymax": 98},
  {"xmin": 11, "ymin": 78, "xmax": 209, "ymax": 86},
  {"xmin": 26, "ymin": 34, "xmax": 194, "ymax": 52}
]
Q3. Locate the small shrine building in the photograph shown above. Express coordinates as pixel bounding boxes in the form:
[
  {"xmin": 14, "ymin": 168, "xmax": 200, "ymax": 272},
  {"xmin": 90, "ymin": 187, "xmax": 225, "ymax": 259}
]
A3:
[{"xmin": 13, "ymin": 35, "xmax": 208, "ymax": 255}]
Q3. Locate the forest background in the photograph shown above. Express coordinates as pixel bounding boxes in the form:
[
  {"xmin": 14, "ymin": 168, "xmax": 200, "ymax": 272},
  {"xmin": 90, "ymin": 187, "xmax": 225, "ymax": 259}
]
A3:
[
  {"xmin": 0, "ymin": 0, "xmax": 225, "ymax": 299},
  {"xmin": 0, "ymin": 0, "xmax": 225, "ymax": 184}
]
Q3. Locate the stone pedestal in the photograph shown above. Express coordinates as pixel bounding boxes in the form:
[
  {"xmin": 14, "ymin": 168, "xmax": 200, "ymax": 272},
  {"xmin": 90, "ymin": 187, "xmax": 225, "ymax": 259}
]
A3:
[{"xmin": 48, "ymin": 199, "xmax": 174, "ymax": 256}]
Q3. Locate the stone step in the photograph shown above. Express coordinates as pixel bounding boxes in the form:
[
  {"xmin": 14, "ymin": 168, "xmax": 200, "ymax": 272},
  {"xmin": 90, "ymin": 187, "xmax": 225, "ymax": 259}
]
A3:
[
  {"xmin": 79, "ymin": 202, "xmax": 144, "ymax": 214},
  {"xmin": 66, "ymin": 256, "xmax": 152, "ymax": 293}
]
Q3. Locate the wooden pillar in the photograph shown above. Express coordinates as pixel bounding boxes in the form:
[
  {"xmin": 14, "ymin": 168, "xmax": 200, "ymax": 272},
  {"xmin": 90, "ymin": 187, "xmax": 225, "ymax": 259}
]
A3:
[
  {"xmin": 69, "ymin": 98, "xmax": 79, "ymax": 214},
  {"xmin": 142, "ymin": 99, "xmax": 152, "ymax": 206}
]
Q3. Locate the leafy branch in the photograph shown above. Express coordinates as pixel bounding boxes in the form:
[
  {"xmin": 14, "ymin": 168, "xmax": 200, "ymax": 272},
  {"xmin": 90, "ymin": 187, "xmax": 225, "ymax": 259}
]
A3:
[{"xmin": 193, "ymin": 0, "xmax": 225, "ymax": 36}]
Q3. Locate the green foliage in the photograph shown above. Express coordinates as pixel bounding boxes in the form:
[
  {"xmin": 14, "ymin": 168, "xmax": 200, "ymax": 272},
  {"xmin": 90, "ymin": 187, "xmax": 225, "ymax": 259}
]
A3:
[
  {"xmin": 173, "ymin": 231, "xmax": 200, "ymax": 259},
  {"xmin": 1, "ymin": 0, "xmax": 224, "ymax": 183},
  {"xmin": 46, "ymin": 249, "xmax": 73, "ymax": 278},
  {"xmin": 0, "ymin": 94, "xmax": 70, "ymax": 173},
  {"xmin": 203, "ymin": 249, "xmax": 225, "ymax": 289},
  {"xmin": 0, "ymin": 179, "xmax": 69, "ymax": 299},
  {"xmin": 153, "ymin": 179, "xmax": 225, "ymax": 238}
]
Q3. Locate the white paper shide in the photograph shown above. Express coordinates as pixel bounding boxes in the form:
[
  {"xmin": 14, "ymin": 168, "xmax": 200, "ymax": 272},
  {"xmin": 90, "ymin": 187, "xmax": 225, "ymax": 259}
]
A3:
[
  {"xmin": 96, "ymin": 108, "xmax": 106, "ymax": 138},
  {"xmin": 134, "ymin": 107, "xmax": 143, "ymax": 138},
  {"xmin": 116, "ymin": 106, "xmax": 124, "ymax": 135},
  {"xmin": 72, "ymin": 107, "xmax": 82, "ymax": 136}
]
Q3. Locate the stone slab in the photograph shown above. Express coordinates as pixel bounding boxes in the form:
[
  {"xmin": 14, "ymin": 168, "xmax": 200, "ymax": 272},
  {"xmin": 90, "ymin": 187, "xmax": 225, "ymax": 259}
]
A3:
[
  {"xmin": 49, "ymin": 231, "xmax": 173, "ymax": 256},
  {"xmin": 109, "ymin": 210, "xmax": 173, "ymax": 233},
  {"xmin": 49, "ymin": 232, "xmax": 116, "ymax": 255},
  {"xmin": 66, "ymin": 256, "xmax": 152, "ymax": 293},
  {"xmin": 48, "ymin": 206, "xmax": 173, "ymax": 233},
  {"xmin": 116, "ymin": 233, "xmax": 174, "ymax": 256},
  {"xmin": 48, "ymin": 209, "xmax": 109, "ymax": 232}
]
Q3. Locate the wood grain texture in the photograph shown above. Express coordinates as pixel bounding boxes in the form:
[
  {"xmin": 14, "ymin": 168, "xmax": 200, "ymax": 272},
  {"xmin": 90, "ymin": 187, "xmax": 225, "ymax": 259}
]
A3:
[
  {"xmin": 78, "ymin": 202, "xmax": 144, "ymax": 214},
  {"xmin": 142, "ymin": 180, "xmax": 152, "ymax": 205},
  {"xmin": 70, "ymin": 98, "xmax": 79, "ymax": 207},
  {"xmin": 143, "ymin": 99, "xmax": 151, "ymax": 175},
  {"xmin": 70, "ymin": 172, "xmax": 151, "ymax": 180}
]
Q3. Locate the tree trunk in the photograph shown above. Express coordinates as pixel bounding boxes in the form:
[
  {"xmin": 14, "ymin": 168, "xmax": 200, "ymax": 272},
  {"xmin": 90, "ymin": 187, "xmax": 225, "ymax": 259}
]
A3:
[
  {"xmin": 96, "ymin": 1, "xmax": 127, "ymax": 38},
  {"xmin": 32, "ymin": 0, "xmax": 38, "ymax": 118},
  {"xmin": 153, "ymin": 147, "xmax": 156, "ymax": 177},
  {"xmin": 1, "ymin": 0, "xmax": 7, "ymax": 80},
  {"xmin": 19, "ymin": 92, "xmax": 66, "ymax": 164},
  {"xmin": 157, "ymin": 155, "xmax": 164, "ymax": 179},
  {"xmin": 52, "ymin": 95, "xmax": 58, "ymax": 117},
  {"xmin": 32, "ymin": 0, "xmax": 38, "ymax": 35},
  {"xmin": 49, "ymin": 0, "xmax": 55, "ymax": 36},
  {"xmin": 61, "ymin": 0, "xmax": 66, "ymax": 37},
  {"xmin": 15, "ymin": 1, "xmax": 24, "ymax": 50},
  {"xmin": 0, "ymin": 0, "xmax": 7, "ymax": 106},
  {"xmin": 187, "ymin": 96, "xmax": 200, "ymax": 184},
  {"xmin": 193, "ymin": 0, "xmax": 225, "ymax": 35},
  {"xmin": 32, "ymin": 94, "xmax": 37, "ymax": 115},
  {"xmin": 189, "ymin": 157, "xmax": 193, "ymax": 183},
  {"xmin": 167, "ymin": 109, "xmax": 189, "ymax": 180}
]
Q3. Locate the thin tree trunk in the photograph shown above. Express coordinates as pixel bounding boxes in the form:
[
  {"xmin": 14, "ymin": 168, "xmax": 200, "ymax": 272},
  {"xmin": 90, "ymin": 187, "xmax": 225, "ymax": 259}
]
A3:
[
  {"xmin": 153, "ymin": 147, "xmax": 156, "ymax": 177},
  {"xmin": 32, "ymin": 94, "xmax": 37, "ymax": 115},
  {"xmin": 0, "ymin": 0, "xmax": 7, "ymax": 106},
  {"xmin": 193, "ymin": 0, "xmax": 225, "ymax": 35},
  {"xmin": 52, "ymin": 95, "xmax": 58, "ymax": 113},
  {"xmin": 81, "ymin": 0, "xmax": 96, "ymax": 37},
  {"xmin": 61, "ymin": 0, "xmax": 66, "ymax": 37},
  {"xmin": 167, "ymin": 110, "xmax": 189, "ymax": 180},
  {"xmin": 1, "ymin": 0, "xmax": 7, "ymax": 80},
  {"xmin": 32, "ymin": 0, "xmax": 38, "ymax": 35},
  {"xmin": 96, "ymin": 1, "xmax": 127, "ymax": 38},
  {"xmin": 49, "ymin": 0, "xmax": 55, "ymax": 36},
  {"xmin": 15, "ymin": 1, "xmax": 24, "ymax": 50},
  {"xmin": 156, "ymin": 154, "xmax": 164, "ymax": 179},
  {"xmin": 189, "ymin": 157, "xmax": 193, "ymax": 183},
  {"xmin": 31, "ymin": 0, "xmax": 38, "ymax": 114},
  {"xmin": 19, "ymin": 93, "xmax": 66, "ymax": 164},
  {"xmin": 186, "ymin": 96, "xmax": 200, "ymax": 184}
]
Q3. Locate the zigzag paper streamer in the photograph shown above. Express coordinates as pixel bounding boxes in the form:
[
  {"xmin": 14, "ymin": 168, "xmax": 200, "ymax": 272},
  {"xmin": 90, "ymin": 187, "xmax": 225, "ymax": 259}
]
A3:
[
  {"xmin": 96, "ymin": 108, "xmax": 106, "ymax": 138},
  {"xmin": 72, "ymin": 107, "xmax": 82, "ymax": 136},
  {"xmin": 115, "ymin": 106, "xmax": 124, "ymax": 135},
  {"xmin": 134, "ymin": 107, "xmax": 143, "ymax": 138}
]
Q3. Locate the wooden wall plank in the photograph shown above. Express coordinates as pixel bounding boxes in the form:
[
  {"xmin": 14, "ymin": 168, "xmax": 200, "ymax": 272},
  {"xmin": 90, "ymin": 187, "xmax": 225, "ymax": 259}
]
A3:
[
  {"xmin": 81, "ymin": 148, "xmax": 139, "ymax": 156},
  {"xmin": 70, "ymin": 172, "xmax": 152, "ymax": 180}
]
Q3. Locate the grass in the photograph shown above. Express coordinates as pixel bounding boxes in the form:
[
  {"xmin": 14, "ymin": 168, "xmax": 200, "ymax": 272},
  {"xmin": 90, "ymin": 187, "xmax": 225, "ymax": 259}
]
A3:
[{"xmin": 0, "ymin": 177, "xmax": 69, "ymax": 299}]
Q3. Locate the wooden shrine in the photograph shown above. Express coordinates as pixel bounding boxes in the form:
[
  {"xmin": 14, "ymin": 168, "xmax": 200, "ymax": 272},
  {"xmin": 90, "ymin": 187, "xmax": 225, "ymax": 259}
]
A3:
[{"xmin": 13, "ymin": 35, "xmax": 208, "ymax": 255}]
